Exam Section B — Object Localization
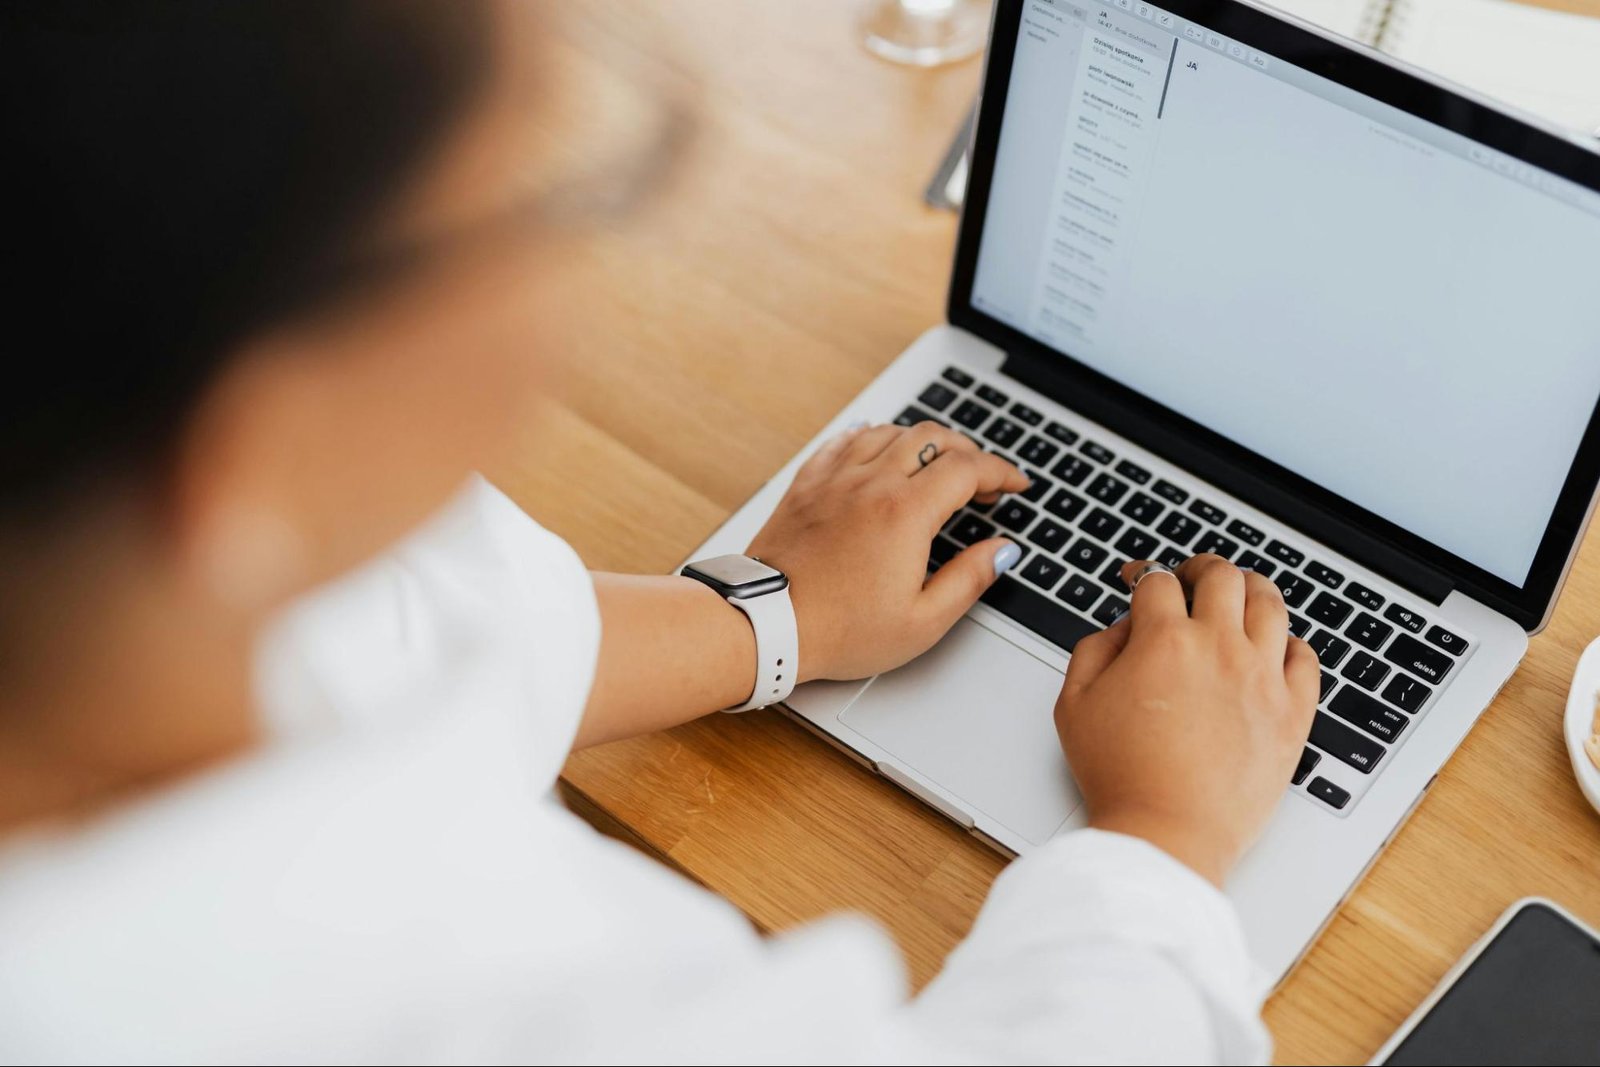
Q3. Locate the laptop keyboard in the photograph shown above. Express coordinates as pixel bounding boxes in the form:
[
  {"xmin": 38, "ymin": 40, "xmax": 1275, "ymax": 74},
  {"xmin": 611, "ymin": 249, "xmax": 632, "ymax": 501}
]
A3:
[{"xmin": 905, "ymin": 365, "xmax": 1475, "ymax": 817}]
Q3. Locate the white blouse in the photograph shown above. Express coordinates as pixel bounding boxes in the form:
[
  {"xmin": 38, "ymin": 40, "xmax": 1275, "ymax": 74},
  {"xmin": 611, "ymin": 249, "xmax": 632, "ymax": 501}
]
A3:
[{"xmin": 0, "ymin": 478, "xmax": 1271, "ymax": 1064}]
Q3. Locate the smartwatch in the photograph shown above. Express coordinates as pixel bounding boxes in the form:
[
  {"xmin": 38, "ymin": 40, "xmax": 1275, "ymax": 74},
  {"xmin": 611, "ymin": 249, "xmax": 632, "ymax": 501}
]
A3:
[{"xmin": 680, "ymin": 554, "xmax": 798, "ymax": 712}]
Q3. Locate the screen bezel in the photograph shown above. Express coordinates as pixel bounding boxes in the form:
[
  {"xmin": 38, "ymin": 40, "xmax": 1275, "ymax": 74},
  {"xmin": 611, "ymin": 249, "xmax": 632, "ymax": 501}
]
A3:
[{"xmin": 948, "ymin": 0, "xmax": 1600, "ymax": 631}]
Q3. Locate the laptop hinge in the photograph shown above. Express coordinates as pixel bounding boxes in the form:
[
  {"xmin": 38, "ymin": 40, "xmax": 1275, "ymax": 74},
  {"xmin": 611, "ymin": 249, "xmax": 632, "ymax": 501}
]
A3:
[{"xmin": 1001, "ymin": 351, "xmax": 1456, "ymax": 606}]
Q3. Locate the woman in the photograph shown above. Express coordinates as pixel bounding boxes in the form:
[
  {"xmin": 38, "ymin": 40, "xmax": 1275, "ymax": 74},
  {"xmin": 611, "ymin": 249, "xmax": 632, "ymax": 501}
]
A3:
[{"xmin": 0, "ymin": 3, "xmax": 1318, "ymax": 1063}]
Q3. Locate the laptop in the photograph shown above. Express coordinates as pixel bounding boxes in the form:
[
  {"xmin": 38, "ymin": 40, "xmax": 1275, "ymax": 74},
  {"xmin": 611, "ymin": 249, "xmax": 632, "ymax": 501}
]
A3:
[{"xmin": 686, "ymin": 0, "xmax": 1600, "ymax": 980}]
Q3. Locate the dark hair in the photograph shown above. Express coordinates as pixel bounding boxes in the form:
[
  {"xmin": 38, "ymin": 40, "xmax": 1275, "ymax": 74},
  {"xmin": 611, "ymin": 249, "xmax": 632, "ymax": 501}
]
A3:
[{"xmin": 1, "ymin": 1, "xmax": 493, "ymax": 516}]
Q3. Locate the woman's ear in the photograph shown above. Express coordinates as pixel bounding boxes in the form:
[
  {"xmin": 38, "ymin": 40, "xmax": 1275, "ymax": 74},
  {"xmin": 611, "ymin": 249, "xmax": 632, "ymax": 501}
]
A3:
[{"xmin": 168, "ymin": 340, "xmax": 320, "ymax": 615}]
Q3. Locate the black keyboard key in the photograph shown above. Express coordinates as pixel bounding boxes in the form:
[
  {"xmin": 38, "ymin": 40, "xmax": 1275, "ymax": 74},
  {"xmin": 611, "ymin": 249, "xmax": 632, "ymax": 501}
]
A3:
[
  {"xmin": 1193, "ymin": 531, "xmax": 1239, "ymax": 559},
  {"xmin": 1152, "ymin": 479, "xmax": 1188, "ymax": 505},
  {"xmin": 1293, "ymin": 748, "xmax": 1321, "ymax": 786},
  {"xmin": 1289, "ymin": 613, "xmax": 1312, "ymax": 638},
  {"xmin": 1029, "ymin": 518, "xmax": 1071, "ymax": 555},
  {"xmin": 1305, "ymin": 561, "xmax": 1344, "ymax": 588},
  {"xmin": 1157, "ymin": 546, "xmax": 1187, "ymax": 569},
  {"xmin": 1345, "ymin": 612, "xmax": 1393, "ymax": 651},
  {"xmin": 1099, "ymin": 557, "xmax": 1130, "ymax": 592},
  {"xmin": 1044, "ymin": 421, "xmax": 1079, "ymax": 446},
  {"xmin": 1092, "ymin": 595, "xmax": 1129, "ymax": 626},
  {"xmin": 1346, "ymin": 582, "xmax": 1384, "ymax": 611},
  {"xmin": 1265, "ymin": 539, "xmax": 1305, "ymax": 568},
  {"xmin": 951, "ymin": 399, "xmax": 990, "ymax": 429},
  {"xmin": 976, "ymin": 384, "xmax": 1009, "ymax": 407},
  {"xmin": 1340, "ymin": 651, "xmax": 1391, "ymax": 692},
  {"xmin": 993, "ymin": 499, "xmax": 1037, "ymax": 534},
  {"xmin": 1087, "ymin": 473, "xmax": 1129, "ymax": 506},
  {"xmin": 918, "ymin": 383, "xmax": 958, "ymax": 412},
  {"xmin": 895, "ymin": 405, "xmax": 939, "ymax": 427},
  {"xmin": 1188, "ymin": 499, "xmax": 1226, "ymax": 525},
  {"xmin": 980, "ymin": 578, "xmax": 1098, "ymax": 652},
  {"xmin": 1020, "ymin": 471, "xmax": 1052, "ymax": 503},
  {"xmin": 1382, "ymin": 673, "xmax": 1431, "ymax": 714},
  {"xmin": 1319, "ymin": 670, "xmax": 1336, "ymax": 700},
  {"xmin": 1329, "ymin": 687, "xmax": 1407, "ymax": 743},
  {"xmin": 1234, "ymin": 550, "xmax": 1276, "ymax": 577},
  {"xmin": 1020, "ymin": 555, "xmax": 1066, "ymax": 593},
  {"xmin": 1064, "ymin": 538, "xmax": 1109, "ymax": 574},
  {"xmin": 1275, "ymin": 572, "xmax": 1314, "ymax": 608},
  {"xmin": 1311, "ymin": 712, "xmax": 1386, "ymax": 773},
  {"xmin": 1156, "ymin": 511, "xmax": 1201, "ymax": 547},
  {"xmin": 1425, "ymin": 625, "xmax": 1468, "ymax": 656},
  {"xmin": 1114, "ymin": 459, "xmax": 1151, "ymax": 485},
  {"xmin": 1384, "ymin": 634, "xmax": 1453, "ymax": 685},
  {"xmin": 1384, "ymin": 603, "xmax": 1426, "ymax": 633},
  {"xmin": 1052, "ymin": 453, "xmax": 1093, "ymax": 486},
  {"xmin": 983, "ymin": 417, "xmax": 1024, "ymax": 449},
  {"xmin": 1115, "ymin": 528, "xmax": 1159, "ymax": 560},
  {"xmin": 1307, "ymin": 776, "xmax": 1351, "ymax": 809},
  {"xmin": 1018, "ymin": 435, "xmax": 1060, "ymax": 467},
  {"xmin": 1306, "ymin": 591, "xmax": 1352, "ymax": 628},
  {"xmin": 969, "ymin": 496, "xmax": 995, "ymax": 513},
  {"xmin": 1081, "ymin": 507, "xmax": 1123, "ymax": 543},
  {"xmin": 1226, "ymin": 519, "xmax": 1266, "ymax": 546},
  {"xmin": 1045, "ymin": 489, "xmax": 1088, "ymax": 524},
  {"xmin": 1009, "ymin": 402, "xmax": 1043, "ymax": 426},
  {"xmin": 928, "ymin": 535, "xmax": 961, "ymax": 570},
  {"xmin": 1057, "ymin": 572, "xmax": 1102, "ymax": 612},
  {"xmin": 1120, "ymin": 491, "xmax": 1165, "ymax": 526},
  {"xmin": 941, "ymin": 366, "xmax": 974, "ymax": 388},
  {"xmin": 949, "ymin": 513, "xmax": 997, "ymax": 545},
  {"xmin": 1080, "ymin": 440, "xmax": 1115, "ymax": 465},
  {"xmin": 1308, "ymin": 629, "xmax": 1351, "ymax": 668}
]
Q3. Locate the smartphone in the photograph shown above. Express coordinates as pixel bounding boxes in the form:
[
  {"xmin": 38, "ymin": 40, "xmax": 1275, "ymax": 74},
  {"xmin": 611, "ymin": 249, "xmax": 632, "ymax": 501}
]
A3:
[{"xmin": 1371, "ymin": 898, "xmax": 1600, "ymax": 1065}]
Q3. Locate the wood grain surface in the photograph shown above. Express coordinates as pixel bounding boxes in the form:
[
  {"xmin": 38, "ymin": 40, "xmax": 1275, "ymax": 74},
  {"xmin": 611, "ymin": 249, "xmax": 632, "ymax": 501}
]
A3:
[{"xmin": 491, "ymin": 3, "xmax": 1600, "ymax": 1062}]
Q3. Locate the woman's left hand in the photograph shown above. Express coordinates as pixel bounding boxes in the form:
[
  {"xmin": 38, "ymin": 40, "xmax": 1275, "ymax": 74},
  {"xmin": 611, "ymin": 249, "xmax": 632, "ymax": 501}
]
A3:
[{"xmin": 746, "ymin": 421, "xmax": 1029, "ymax": 684}]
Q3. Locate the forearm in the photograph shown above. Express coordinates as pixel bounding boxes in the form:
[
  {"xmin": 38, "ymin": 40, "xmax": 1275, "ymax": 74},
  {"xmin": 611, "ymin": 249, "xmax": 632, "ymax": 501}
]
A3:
[{"xmin": 574, "ymin": 572, "xmax": 759, "ymax": 748}]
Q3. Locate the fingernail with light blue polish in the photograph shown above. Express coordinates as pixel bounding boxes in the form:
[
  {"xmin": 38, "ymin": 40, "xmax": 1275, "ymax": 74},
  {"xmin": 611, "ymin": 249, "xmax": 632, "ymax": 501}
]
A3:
[
  {"xmin": 1239, "ymin": 566, "xmax": 1254, "ymax": 574},
  {"xmin": 846, "ymin": 419, "xmax": 868, "ymax": 430},
  {"xmin": 993, "ymin": 541, "xmax": 1022, "ymax": 576}
]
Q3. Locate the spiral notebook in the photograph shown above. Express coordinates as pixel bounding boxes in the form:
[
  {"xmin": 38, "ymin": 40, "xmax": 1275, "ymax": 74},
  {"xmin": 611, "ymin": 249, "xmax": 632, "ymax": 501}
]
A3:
[
  {"xmin": 1272, "ymin": 0, "xmax": 1600, "ymax": 132},
  {"xmin": 926, "ymin": 0, "xmax": 1600, "ymax": 209}
]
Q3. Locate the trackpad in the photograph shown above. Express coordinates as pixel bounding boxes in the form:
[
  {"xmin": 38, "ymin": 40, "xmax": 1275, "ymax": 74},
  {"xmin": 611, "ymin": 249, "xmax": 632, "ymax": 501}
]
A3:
[{"xmin": 840, "ymin": 620, "xmax": 1083, "ymax": 846}]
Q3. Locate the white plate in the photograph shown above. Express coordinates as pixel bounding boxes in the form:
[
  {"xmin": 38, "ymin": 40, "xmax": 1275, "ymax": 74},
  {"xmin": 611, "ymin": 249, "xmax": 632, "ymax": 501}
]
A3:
[{"xmin": 1564, "ymin": 636, "xmax": 1600, "ymax": 818}]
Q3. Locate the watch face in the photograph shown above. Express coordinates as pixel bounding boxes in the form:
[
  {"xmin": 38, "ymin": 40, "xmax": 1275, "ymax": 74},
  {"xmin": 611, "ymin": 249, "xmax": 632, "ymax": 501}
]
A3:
[{"xmin": 683, "ymin": 554, "xmax": 788, "ymax": 598}]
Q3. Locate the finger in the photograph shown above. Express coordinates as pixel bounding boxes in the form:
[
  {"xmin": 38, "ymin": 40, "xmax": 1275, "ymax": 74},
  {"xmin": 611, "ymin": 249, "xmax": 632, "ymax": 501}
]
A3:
[
  {"xmin": 1120, "ymin": 560, "xmax": 1187, "ymax": 631},
  {"xmin": 1059, "ymin": 615, "xmax": 1132, "ymax": 704},
  {"xmin": 841, "ymin": 425, "xmax": 908, "ymax": 465},
  {"xmin": 916, "ymin": 537, "xmax": 1019, "ymax": 636},
  {"xmin": 1242, "ymin": 570, "xmax": 1289, "ymax": 657},
  {"xmin": 1175, "ymin": 553, "xmax": 1246, "ymax": 627},
  {"xmin": 1284, "ymin": 637, "xmax": 1320, "ymax": 721},
  {"xmin": 911, "ymin": 450, "xmax": 1031, "ymax": 529},
  {"xmin": 883, "ymin": 422, "xmax": 980, "ymax": 476}
]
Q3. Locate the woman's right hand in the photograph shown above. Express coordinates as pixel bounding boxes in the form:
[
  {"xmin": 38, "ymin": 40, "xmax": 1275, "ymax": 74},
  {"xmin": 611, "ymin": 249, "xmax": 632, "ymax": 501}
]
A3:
[{"xmin": 1054, "ymin": 554, "xmax": 1320, "ymax": 887}]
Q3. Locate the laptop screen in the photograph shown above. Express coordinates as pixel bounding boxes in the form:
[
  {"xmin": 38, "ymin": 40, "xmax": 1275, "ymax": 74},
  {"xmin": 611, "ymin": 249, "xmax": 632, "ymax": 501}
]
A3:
[{"xmin": 967, "ymin": 1, "xmax": 1600, "ymax": 590}]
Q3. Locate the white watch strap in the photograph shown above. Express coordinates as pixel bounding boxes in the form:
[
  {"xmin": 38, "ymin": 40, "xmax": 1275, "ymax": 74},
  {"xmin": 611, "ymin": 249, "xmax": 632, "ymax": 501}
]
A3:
[{"xmin": 724, "ymin": 584, "xmax": 798, "ymax": 713}]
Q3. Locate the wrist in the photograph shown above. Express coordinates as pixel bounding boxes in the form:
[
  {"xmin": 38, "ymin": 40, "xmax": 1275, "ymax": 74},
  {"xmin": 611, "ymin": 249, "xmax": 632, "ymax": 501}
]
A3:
[
  {"xmin": 678, "ymin": 555, "xmax": 799, "ymax": 711},
  {"xmin": 1087, "ymin": 806, "xmax": 1236, "ymax": 889}
]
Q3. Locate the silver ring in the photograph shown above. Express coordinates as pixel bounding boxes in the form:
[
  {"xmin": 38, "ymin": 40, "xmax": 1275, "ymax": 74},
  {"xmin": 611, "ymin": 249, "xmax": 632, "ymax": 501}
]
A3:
[
  {"xmin": 917, "ymin": 442, "xmax": 939, "ymax": 468},
  {"xmin": 1126, "ymin": 560, "xmax": 1176, "ymax": 591}
]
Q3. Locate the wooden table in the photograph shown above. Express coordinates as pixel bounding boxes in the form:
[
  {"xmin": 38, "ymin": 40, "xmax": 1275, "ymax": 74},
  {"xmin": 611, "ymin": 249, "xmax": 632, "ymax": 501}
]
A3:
[{"xmin": 494, "ymin": 3, "xmax": 1600, "ymax": 1062}]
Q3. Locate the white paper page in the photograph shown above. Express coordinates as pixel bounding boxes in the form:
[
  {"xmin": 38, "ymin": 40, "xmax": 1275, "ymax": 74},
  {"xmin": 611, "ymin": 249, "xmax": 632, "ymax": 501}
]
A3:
[
  {"xmin": 1258, "ymin": 0, "xmax": 1384, "ymax": 40},
  {"xmin": 1384, "ymin": 0, "xmax": 1600, "ymax": 132}
]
